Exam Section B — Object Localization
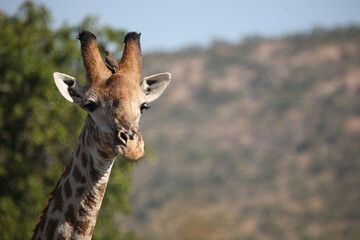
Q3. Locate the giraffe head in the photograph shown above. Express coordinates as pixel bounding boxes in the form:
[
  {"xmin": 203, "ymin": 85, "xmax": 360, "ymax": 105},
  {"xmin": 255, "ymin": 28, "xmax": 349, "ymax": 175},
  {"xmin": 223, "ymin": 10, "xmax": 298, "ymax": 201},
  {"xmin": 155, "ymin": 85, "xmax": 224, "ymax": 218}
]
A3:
[{"xmin": 54, "ymin": 30, "xmax": 171, "ymax": 161}]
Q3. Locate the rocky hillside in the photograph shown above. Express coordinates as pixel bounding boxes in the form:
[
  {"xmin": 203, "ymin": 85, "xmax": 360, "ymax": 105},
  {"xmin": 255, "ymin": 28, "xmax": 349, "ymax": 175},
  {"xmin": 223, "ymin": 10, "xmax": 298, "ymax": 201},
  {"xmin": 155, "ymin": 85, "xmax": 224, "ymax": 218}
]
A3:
[{"xmin": 118, "ymin": 27, "xmax": 360, "ymax": 240}]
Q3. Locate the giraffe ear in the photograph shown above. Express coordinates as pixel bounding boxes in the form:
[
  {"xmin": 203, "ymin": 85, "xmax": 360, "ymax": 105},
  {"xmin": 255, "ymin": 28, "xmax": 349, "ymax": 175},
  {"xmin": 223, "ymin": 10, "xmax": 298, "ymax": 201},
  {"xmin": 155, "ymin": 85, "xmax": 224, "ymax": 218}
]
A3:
[
  {"xmin": 53, "ymin": 72, "xmax": 85, "ymax": 103},
  {"xmin": 141, "ymin": 72, "xmax": 171, "ymax": 102}
]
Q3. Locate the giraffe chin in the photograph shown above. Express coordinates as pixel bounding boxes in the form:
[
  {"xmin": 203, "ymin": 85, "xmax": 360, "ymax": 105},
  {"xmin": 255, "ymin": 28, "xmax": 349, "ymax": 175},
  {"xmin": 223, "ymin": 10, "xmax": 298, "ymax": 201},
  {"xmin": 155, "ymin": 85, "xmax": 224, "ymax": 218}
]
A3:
[{"xmin": 114, "ymin": 138, "xmax": 145, "ymax": 162}]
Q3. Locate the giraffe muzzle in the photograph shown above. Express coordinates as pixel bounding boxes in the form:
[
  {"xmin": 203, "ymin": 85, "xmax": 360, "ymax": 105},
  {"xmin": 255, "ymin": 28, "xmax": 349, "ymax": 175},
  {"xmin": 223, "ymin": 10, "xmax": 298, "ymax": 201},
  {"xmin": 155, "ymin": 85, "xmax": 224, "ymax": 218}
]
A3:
[{"xmin": 114, "ymin": 128, "xmax": 144, "ymax": 162}]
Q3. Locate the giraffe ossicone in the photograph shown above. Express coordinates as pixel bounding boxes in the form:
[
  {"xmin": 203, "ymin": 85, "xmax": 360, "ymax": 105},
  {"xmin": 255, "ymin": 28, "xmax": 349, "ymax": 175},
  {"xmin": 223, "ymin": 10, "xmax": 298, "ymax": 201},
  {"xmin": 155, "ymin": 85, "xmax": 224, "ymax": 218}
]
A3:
[{"xmin": 31, "ymin": 30, "xmax": 171, "ymax": 240}]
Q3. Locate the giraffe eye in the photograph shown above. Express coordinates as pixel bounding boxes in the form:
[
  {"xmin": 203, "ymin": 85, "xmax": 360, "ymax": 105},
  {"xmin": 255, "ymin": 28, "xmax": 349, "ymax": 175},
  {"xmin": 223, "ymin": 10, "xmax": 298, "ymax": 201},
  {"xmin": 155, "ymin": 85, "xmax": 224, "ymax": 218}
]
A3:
[
  {"xmin": 140, "ymin": 103, "xmax": 150, "ymax": 114},
  {"xmin": 83, "ymin": 101, "xmax": 97, "ymax": 112}
]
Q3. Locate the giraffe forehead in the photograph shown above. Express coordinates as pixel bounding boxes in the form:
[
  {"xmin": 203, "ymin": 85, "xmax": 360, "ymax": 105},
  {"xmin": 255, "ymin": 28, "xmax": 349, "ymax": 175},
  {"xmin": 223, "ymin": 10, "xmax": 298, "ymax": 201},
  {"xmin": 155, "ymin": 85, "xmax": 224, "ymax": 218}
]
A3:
[
  {"xmin": 103, "ymin": 75, "xmax": 143, "ymax": 103},
  {"xmin": 85, "ymin": 78, "xmax": 141, "ymax": 107}
]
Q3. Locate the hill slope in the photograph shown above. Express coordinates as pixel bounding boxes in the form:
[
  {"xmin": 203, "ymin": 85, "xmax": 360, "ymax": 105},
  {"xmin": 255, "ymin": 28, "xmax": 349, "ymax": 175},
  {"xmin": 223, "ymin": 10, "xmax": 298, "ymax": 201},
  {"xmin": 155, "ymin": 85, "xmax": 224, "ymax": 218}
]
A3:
[{"xmin": 120, "ymin": 27, "xmax": 360, "ymax": 240}]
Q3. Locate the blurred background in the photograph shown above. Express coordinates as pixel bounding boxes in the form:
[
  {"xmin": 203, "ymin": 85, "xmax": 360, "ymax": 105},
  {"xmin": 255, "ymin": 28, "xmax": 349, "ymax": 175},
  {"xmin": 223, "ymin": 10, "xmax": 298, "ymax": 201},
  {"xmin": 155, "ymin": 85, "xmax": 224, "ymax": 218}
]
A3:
[{"xmin": 1, "ymin": 1, "xmax": 360, "ymax": 239}]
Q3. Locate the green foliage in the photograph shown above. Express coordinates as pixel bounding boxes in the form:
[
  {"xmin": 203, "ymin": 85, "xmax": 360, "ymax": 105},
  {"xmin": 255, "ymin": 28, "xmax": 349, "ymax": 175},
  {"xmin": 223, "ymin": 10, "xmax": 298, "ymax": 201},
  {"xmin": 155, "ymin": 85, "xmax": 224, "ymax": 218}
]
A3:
[{"xmin": 0, "ymin": 2, "xmax": 139, "ymax": 239}]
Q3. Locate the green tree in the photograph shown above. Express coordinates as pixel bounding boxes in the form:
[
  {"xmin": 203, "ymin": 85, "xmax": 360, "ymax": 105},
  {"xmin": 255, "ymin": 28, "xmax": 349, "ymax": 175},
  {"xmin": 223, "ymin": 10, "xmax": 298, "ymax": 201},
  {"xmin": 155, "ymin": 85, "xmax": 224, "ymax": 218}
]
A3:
[{"xmin": 0, "ymin": 2, "xmax": 139, "ymax": 239}]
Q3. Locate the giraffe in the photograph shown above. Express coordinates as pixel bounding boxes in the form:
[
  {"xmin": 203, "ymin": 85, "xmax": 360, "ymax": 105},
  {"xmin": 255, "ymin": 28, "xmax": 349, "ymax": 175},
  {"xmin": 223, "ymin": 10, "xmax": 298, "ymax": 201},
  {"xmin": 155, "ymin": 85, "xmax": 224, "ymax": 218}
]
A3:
[{"xmin": 31, "ymin": 30, "xmax": 171, "ymax": 240}]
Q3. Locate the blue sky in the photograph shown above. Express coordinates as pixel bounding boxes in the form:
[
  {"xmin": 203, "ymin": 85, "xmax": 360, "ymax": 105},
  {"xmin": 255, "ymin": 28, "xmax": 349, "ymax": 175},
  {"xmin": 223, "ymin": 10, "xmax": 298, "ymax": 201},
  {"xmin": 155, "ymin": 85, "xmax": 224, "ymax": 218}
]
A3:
[{"xmin": 2, "ymin": 0, "xmax": 360, "ymax": 52}]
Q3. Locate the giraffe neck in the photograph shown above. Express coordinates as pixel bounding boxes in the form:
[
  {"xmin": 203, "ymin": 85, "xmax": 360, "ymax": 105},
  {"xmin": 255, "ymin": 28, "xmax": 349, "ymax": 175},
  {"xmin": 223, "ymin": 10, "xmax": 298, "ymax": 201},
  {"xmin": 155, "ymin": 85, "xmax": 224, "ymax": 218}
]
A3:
[{"xmin": 32, "ymin": 116, "xmax": 116, "ymax": 240}]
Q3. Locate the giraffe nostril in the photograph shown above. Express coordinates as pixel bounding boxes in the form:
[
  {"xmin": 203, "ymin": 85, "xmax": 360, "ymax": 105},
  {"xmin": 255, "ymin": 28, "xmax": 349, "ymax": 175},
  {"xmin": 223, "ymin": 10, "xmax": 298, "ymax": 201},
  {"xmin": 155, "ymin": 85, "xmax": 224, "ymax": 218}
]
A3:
[
  {"xmin": 116, "ymin": 128, "xmax": 138, "ymax": 146},
  {"xmin": 116, "ymin": 130, "xmax": 129, "ymax": 146},
  {"xmin": 120, "ymin": 131, "xmax": 128, "ymax": 143}
]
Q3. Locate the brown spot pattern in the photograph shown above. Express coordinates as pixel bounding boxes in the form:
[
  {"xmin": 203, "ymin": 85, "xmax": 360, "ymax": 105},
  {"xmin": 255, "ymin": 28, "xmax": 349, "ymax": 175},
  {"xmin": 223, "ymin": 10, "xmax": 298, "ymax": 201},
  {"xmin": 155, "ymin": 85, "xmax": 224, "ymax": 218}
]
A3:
[
  {"xmin": 78, "ymin": 206, "xmax": 88, "ymax": 217},
  {"xmin": 76, "ymin": 186, "xmax": 86, "ymax": 198},
  {"xmin": 65, "ymin": 204, "xmax": 75, "ymax": 227},
  {"xmin": 73, "ymin": 165, "xmax": 86, "ymax": 184},
  {"xmin": 84, "ymin": 191, "xmax": 97, "ymax": 210},
  {"xmin": 45, "ymin": 218, "xmax": 59, "ymax": 240},
  {"xmin": 64, "ymin": 178, "xmax": 72, "ymax": 199},
  {"xmin": 74, "ymin": 220, "xmax": 90, "ymax": 236},
  {"xmin": 57, "ymin": 234, "xmax": 66, "ymax": 240},
  {"xmin": 97, "ymin": 183, "xmax": 107, "ymax": 198},
  {"xmin": 51, "ymin": 185, "xmax": 64, "ymax": 213}
]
